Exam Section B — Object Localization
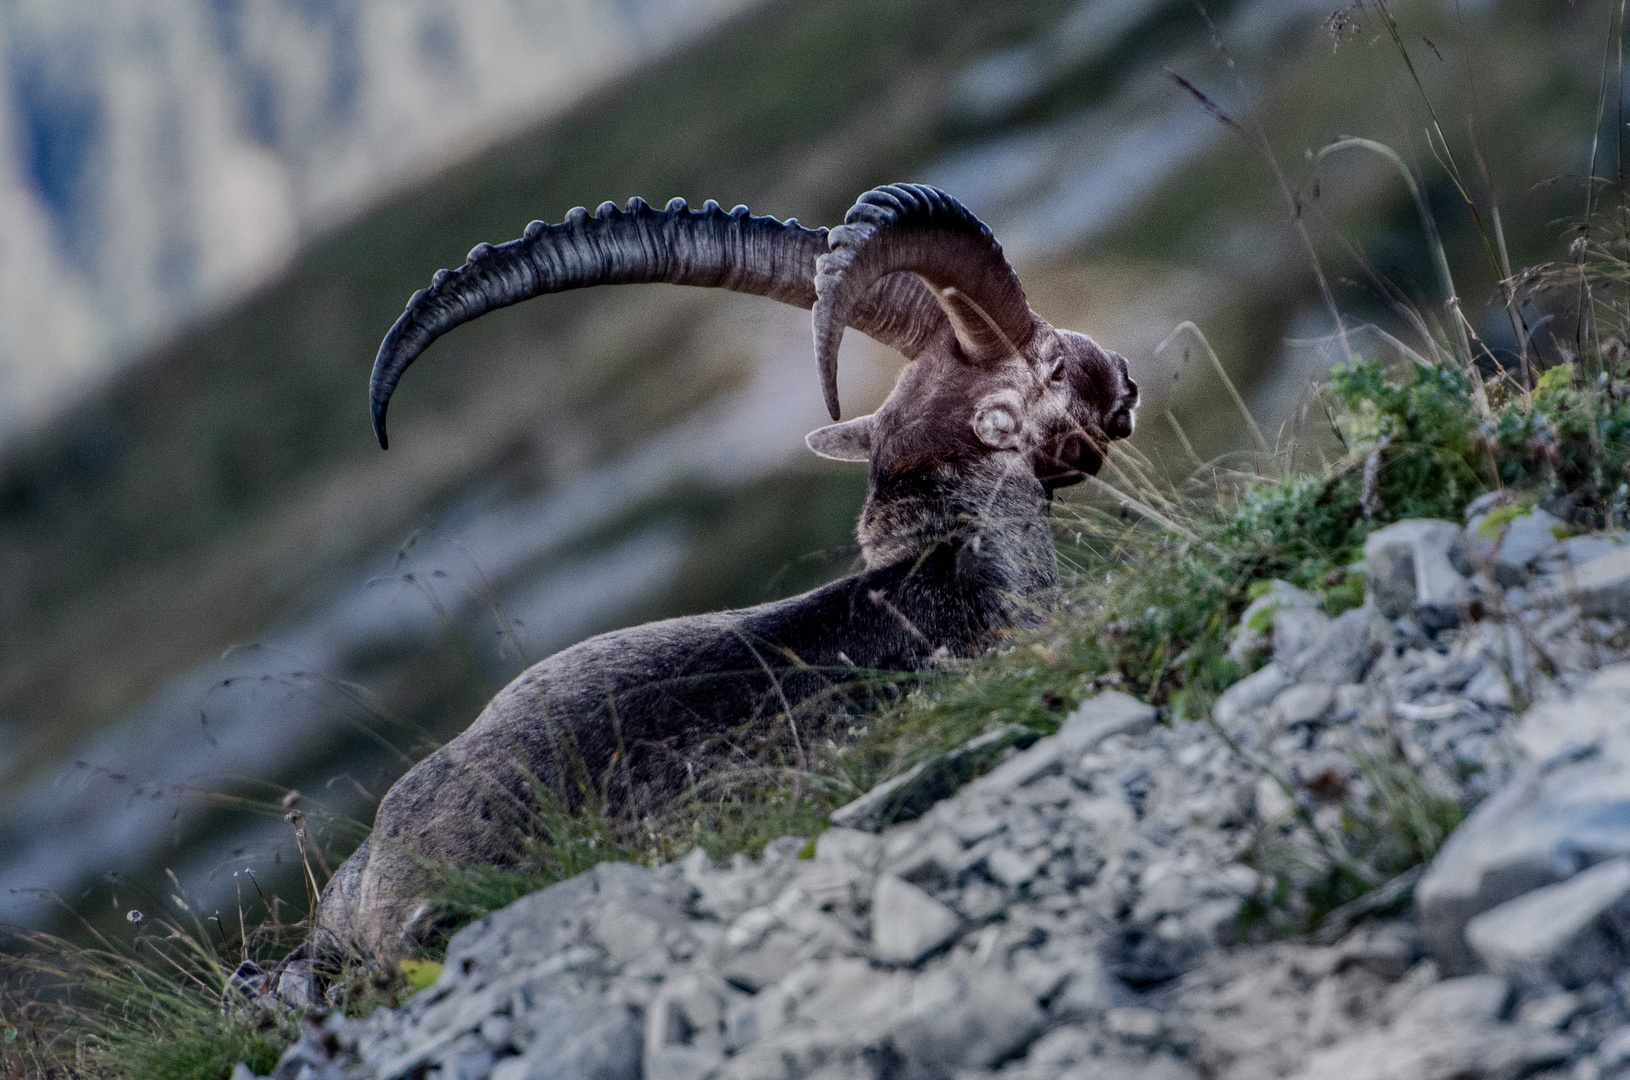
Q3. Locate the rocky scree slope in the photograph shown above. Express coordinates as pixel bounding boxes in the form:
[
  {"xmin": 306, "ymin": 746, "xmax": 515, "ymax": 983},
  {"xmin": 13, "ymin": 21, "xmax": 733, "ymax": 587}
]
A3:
[{"xmin": 253, "ymin": 503, "xmax": 1630, "ymax": 1080}]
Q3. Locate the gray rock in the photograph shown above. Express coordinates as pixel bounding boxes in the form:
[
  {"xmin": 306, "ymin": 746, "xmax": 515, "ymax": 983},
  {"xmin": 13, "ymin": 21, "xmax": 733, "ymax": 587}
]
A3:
[
  {"xmin": 1404, "ymin": 653, "xmax": 1630, "ymax": 951},
  {"xmin": 369, "ymin": 946, "xmax": 605, "ymax": 1076},
  {"xmin": 1458, "ymin": 515, "xmax": 1497, "ymax": 574},
  {"xmin": 1418, "ymin": 748, "xmax": 1630, "ymax": 974},
  {"xmin": 967, "ymin": 736, "xmax": 1070, "ymax": 796},
  {"xmin": 439, "ymin": 1032, "xmax": 497, "ymax": 1080},
  {"xmin": 492, "ymin": 1000, "xmax": 643, "ymax": 1080},
  {"xmin": 1497, "ymin": 510, "xmax": 1564, "ymax": 579},
  {"xmin": 1331, "ymin": 922, "xmax": 1422, "ymax": 981},
  {"xmin": 1517, "ymin": 992, "xmax": 1584, "ymax": 1029},
  {"xmin": 1106, "ymin": 903, "xmax": 1224, "ymax": 984},
  {"xmin": 231, "ymin": 957, "xmax": 323, "ymax": 1012},
  {"xmin": 1570, "ymin": 547, "xmax": 1630, "ymax": 620},
  {"xmin": 1559, "ymin": 533, "xmax": 1627, "ymax": 566},
  {"xmin": 826, "ymin": 761, "xmax": 936, "ymax": 833},
  {"xmin": 445, "ymin": 862, "xmax": 691, "ymax": 985},
  {"xmin": 872, "ymin": 874, "xmax": 962, "ymax": 964},
  {"xmin": 830, "ymin": 725, "xmax": 1040, "ymax": 830},
  {"xmin": 986, "ymin": 845, "xmax": 1047, "ymax": 889},
  {"xmin": 1213, "ymin": 662, "xmax": 1292, "ymax": 730},
  {"xmin": 813, "ymin": 826, "xmax": 881, "ymax": 872},
  {"xmin": 1081, "ymin": 1054, "xmax": 1201, "ymax": 1080},
  {"xmin": 1010, "ymin": 948, "xmax": 1074, "ymax": 1000},
  {"xmin": 1513, "ymin": 663, "xmax": 1630, "ymax": 768},
  {"xmin": 1598, "ymin": 1024, "xmax": 1630, "ymax": 1068},
  {"xmin": 286, "ymin": 522, "xmax": 1630, "ymax": 1080},
  {"xmin": 723, "ymin": 958, "xmax": 912, "ymax": 1077},
  {"xmin": 1056, "ymin": 691, "xmax": 1159, "ymax": 755},
  {"xmin": 889, "ymin": 964, "xmax": 1044, "ymax": 1078},
  {"xmin": 1019, "ymin": 1026, "xmax": 1098, "ymax": 1073},
  {"xmin": 1052, "ymin": 954, "xmax": 1138, "ymax": 1017},
  {"xmin": 1289, "ymin": 975, "xmax": 1572, "ymax": 1080},
  {"xmin": 269, "ymin": 1016, "xmax": 359, "ymax": 1080},
  {"xmin": 1284, "ymin": 608, "xmax": 1377, "ymax": 685},
  {"xmin": 1270, "ymin": 682, "xmax": 1334, "ymax": 729},
  {"xmin": 950, "ymin": 812, "xmax": 1006, "ymax": 846},
  {"xmin": 1229, "ymin": 580, "xmax": 1322, "ymax": 666},
  {"xmin": 1364, "ymin": 519, "xmax": 1470, "ymax": 628},
  {"xmin": 713, "ymin": 892, "xmax": 867, "ymax": 990},
  {"xmin": 1416, "ymin": 565, "xmax": 1473, "ymax": 633},
  {"xmin": 1406, "ymin": 974, "xmax": 1511, "ymax": 1026},
  {"xmin": 1464, "ymin": 509, "xmax": 1564, "ymax": 586},
  {"xmin": 1105, "ymin": 1006, "xmax": 1164, "ymax": 1042},
  {"xmin": 716, "ymin": 919, "xmax": 806, "ymax": 993},
  {"xmin": 957, "ymin": 880, "xmax": 1008, "ymax": 921},
  {"xmin": 1466, "ymin": 857, "xmax": 1630, "ymax": 988},
  {"xmin": 762, "ymin": 835, "xmax": 808, "ymax": 862},
  {"xmin": 965, "ymin": 691, "xmax": 1156, "ymax": 800},
  {"xmin": 886, "ymin": 826, "xmax": 964, "ymax": 886},
  {"xmin": 1071, "ymin": 788, "xmax": 1136, "ymax": 834},
  {"xmin": 644, "ymin": 971, "xmax": 733, "ymax": 1080},
  {"xmin": 1273, "ymin": 607, "xmax": 1333, "ymax": 669},
  {"xmin": 1463, "ymin": 663, "xmax": 1513, "ymax": 711},
  {"xmin": 481, "ymin": 1015, "xmax": 516, "ymax": 1053},
  {"xmin": 1464, "ymin": 490, "xmax": 1509, "ymax": 522}
]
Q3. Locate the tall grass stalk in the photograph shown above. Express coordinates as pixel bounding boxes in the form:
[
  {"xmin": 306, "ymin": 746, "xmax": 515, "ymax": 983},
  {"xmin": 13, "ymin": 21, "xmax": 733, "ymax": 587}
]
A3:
[{"xmin": 1, "ymin": 895, "xmax": 303, "ymax": 1079}]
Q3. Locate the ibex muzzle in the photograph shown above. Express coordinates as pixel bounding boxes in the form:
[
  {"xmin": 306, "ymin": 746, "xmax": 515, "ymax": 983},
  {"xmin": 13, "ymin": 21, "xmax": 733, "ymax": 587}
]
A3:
[{"xmin": 319, "ymin": 185, "xmax": 1137, "ymax": 956}]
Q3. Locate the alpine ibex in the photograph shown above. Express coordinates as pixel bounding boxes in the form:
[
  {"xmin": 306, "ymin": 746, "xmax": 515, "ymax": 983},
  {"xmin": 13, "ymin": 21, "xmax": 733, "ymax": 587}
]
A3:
[{"xmin": 317, "ymin": 185, "xmax": 1138, "ymax": 955}]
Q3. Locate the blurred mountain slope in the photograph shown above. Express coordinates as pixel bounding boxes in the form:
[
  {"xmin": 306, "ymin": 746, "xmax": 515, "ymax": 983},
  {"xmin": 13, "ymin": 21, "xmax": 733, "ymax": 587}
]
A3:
[{"xmin": 0, "ymin": 0, "xmax": 765, "ymax": 450}]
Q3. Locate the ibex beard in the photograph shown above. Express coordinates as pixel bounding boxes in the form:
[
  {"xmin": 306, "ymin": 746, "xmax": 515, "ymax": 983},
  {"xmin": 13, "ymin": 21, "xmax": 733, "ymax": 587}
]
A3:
[{"xmin": 315, "ymin": 185, "xmax": 1138, "ymax": 958}]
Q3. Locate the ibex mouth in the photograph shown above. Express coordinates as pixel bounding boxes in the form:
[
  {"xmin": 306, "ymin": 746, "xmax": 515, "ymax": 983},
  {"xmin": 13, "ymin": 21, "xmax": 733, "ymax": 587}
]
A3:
[{"xmin": 1035, "ymin": 433, "xmax": 1104, "ymax": 490}]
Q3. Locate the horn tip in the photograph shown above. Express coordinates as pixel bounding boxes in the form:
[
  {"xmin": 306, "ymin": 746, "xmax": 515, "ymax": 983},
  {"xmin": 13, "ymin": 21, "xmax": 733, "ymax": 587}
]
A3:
[
  {"xmin": 816, "ymin": 325, "xmax": 843, "ymax": 422},
  {"xmin": 372, "ymin": 399, "xmax": 391, "ymax": 450}
]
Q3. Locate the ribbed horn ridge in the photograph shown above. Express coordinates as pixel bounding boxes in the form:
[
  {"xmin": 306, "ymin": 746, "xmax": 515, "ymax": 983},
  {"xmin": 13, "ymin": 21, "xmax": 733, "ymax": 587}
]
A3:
[
  {"xmin": 813, "ymin": 184, "xmax": 1036, "ymax": 419},
  {"xmin": 369, "ymin": 197, "xmax": 947, "ymax": 447}
]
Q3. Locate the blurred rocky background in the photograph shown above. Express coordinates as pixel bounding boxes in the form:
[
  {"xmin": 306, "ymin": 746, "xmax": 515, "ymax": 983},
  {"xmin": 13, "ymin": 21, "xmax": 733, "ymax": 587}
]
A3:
[
  {"xmin": 0, "ymin": 0, "xmax": 1608, "ymax": 932},
  {"xmin": 0, "ymin": 0, "xmax": 761, "ymax": 445}
]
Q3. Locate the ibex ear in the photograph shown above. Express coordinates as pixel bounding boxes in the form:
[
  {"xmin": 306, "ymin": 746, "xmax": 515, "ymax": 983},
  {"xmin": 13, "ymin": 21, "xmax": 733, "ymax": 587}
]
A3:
[
  {"xmin": 805, "ymin": 415, "xmax": 875, "ymax": 462},
  {"xmin": 972, "ymin": 389, "xmax": 1026, "ymax": 450}
]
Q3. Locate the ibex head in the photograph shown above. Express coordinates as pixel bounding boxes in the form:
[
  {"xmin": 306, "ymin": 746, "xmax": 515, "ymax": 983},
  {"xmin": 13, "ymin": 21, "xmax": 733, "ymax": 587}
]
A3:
[{"xmin": 370, "ymin": 184, "xmax": 1136, "ymax": 492}]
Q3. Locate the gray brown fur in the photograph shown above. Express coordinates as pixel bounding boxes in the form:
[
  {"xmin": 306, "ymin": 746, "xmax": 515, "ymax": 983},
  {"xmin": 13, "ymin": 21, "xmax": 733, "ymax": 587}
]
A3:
[{"xmin": 319, "ymin": 185, "xmax": 1137, "ymax": 957}]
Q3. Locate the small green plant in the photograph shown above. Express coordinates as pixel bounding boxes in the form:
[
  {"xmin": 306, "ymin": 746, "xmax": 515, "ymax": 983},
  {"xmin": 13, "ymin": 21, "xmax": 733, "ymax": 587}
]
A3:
[{"xmin": 1355, "ymin": 755, "xmax": 1467, "ymax": 870}]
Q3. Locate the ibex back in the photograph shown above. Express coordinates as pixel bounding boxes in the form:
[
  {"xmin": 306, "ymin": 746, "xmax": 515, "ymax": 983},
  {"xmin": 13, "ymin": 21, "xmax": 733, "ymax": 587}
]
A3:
[{"xmin": 317, "ymin": 185, "xmax": 1138, "ymax": 956}]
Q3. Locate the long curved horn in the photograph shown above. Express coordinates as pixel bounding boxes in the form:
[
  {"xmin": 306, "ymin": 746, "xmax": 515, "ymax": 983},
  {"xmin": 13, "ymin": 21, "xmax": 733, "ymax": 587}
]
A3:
[
  {"xmin": 813, "ymin": 184, "xmax": 1037, "ymax": 417},
  {"xmin": 370, "ymin": 197, "xmax": 947, "ymax": 447}
]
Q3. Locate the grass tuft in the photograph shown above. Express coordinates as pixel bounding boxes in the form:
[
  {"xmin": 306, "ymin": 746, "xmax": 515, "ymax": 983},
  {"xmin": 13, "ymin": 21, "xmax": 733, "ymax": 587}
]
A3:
[{"xmin": 0, "ymin": 907, "xmax": 300, "ymax": 1079}]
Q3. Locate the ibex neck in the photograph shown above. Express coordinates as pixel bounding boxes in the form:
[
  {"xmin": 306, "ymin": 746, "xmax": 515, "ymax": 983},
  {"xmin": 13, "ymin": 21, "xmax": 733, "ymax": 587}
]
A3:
[{"xmin": 857, "ymin": 463, "xmax": 1059, "ymax": 602}]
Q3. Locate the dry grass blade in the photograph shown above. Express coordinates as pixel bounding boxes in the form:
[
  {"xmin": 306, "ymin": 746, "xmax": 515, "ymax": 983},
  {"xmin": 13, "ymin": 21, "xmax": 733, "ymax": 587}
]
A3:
[
  {"xmin": 1081, "ymin": 474, "xmax": 1198, "ymax": 543},
  {"xmin": 1156, "ymin": 321, "xmax": 1271, "ymax": 454}
]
